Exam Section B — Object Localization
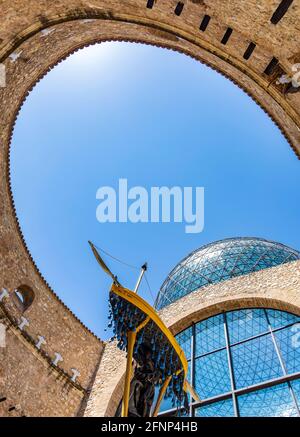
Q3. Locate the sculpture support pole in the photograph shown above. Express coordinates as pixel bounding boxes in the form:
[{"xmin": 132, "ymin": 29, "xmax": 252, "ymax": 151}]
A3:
[
  {"xmin": 121, "ymin": 330, "xmax": 137, "ymax": 417},
  {"xmin": 152, "ymin": 375, "xmax": 172, "ymax": 417},
  {"xmin": 134, "ymin": 263, "xmax": 147, "ymax": 293},
  {"xmin": 184, "ymin": 379, "xmax": 201, "ymax": 403},
  {"xmin": 136, "ymin": 316, "xmax": 150, "ymax": 333}
]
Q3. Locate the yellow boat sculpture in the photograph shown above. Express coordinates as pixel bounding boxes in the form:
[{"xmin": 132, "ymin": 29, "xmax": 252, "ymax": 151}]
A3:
[{"xmin": 89, "ymin": 241, "xmax": 200, "ymax": 417}]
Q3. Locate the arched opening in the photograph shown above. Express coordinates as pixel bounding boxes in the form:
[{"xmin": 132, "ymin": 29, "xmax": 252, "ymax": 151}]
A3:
[
  {"xmin": 13, "ymin": 285, "xmax": 35, "ymax": 312},
  {"xmin": 9, "ymin": 41, "xmax": 300, "ymax": 339}
]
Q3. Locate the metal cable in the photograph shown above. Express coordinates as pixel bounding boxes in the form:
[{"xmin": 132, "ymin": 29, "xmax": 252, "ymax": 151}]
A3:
[
  {"xmin": 144, "ymin": 272, "xmax": 156, "ymax": 304},
  {"xmin": 93, "ymin": 243, "xmax": 139, "ymax": 270}
]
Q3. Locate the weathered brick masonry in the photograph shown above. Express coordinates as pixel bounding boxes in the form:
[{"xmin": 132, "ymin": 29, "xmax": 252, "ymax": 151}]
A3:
[{"xmin": 0, "ymin": 0, "xmax": 299, "ymax": 417}]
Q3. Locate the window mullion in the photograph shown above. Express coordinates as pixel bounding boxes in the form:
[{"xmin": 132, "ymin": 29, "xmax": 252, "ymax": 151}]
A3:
[
  {"xmin": 189, "ymin": 322, "xmax": 196, "ymax": 417},
  {"xmin": 223, "ymin": 312, "xmax": 239, "ymax": 417}
]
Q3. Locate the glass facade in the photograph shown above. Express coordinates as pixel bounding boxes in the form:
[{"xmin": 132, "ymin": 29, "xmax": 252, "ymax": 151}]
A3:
[
  {"xmin": 159, "ymin": 308, "xmax": 300, "ymax": 417},
  {"xmin": 155, "ymin": 238, "xmax": 300, "ymax": 309}
]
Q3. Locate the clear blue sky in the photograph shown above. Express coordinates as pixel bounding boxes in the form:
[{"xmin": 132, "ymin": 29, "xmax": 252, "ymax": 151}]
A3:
[{"xmin": 11, "ymin": 42, "xmax": 300, "ymax": 339}]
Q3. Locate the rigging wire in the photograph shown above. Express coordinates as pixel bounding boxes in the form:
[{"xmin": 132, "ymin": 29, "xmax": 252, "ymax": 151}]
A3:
[
  {"xmin": 144, "ymin": 272, "xmax": 156, "ymax": 304},
  {"xmin": 93, "ymin": 242, "xmax": 161, "ymax": 306},
  {"xmin": 93, "ymin": 243, "xmax": 139, "ymax": 270},
  {"xmin": 145, "ymin": 272, "xmax": 173, "ymax": 308}
]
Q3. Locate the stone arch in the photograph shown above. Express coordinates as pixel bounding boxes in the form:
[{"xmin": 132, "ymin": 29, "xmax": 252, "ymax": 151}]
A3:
[
  {"xmin": 0, "ymin": 3, "xmax": 299, "ymax": 324},
  {"xmin": 166, "ymin": 295, "xmax": 300, "ymax": 335}
]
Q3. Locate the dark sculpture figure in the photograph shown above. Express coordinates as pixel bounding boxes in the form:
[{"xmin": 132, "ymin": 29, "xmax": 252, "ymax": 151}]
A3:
[{"xmin": 116, "ymin": 343, "xmax": 159, "ymax": 417}]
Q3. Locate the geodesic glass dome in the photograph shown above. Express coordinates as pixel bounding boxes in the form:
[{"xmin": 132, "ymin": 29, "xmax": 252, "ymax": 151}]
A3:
[{"xmin": 155, "ymin": 237, "xmax": 300, "ymax": 310}]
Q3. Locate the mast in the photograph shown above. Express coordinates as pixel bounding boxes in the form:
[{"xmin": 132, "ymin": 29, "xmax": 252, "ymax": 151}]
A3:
[{"xmin": 134, "ymin": 263, "xmax": 147, "ymax": 294}]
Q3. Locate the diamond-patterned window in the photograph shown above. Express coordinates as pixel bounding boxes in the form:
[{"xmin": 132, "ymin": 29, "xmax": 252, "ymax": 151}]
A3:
[
  {"xmin": 231, "ymin": 334, "xmax": 283, "ymax": 388},
  {"xmin": 160, "ymin": 308, "xmax": 300, "ymax": 417},
  {"xmin": 195, "ymin": 398, "xmax": 235, "ymax": 417},
  {"xmin": 238, "ymin": 383, "xmax": 298, "ymax": 417},
  {"xmin": 290, "ymin": 379, "xmax": 300, "ymax": 405},
  {"xmin": 176, "ymin": 326, "xmax": 192, "ymax": 360},
  {"xmin": 194, "ymin": 349, "xmax": 231, "ymax": 399},
  {"xmin": 275, "ymin": 326, "xmax": 300, "ymax": 374},
  {"xmin": 227, "ymin": 309, "xmax": 268, "ymax": 344},
  {"xmin": 266, "ymin": 309, "xmax": 300, "ymax": 330},
  {"xmin": 195, "ymin": 314, "xmax": 225, "ymax": 355}
]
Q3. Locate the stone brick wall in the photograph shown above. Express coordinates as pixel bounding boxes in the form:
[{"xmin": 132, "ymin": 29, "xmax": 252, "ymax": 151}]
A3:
[
  {"xmin": 0, "ymin": 287, "xmax": 103, "ymax": 390},
  {"xmin": 84, "ymin": 260, "xmax": 300, "ymax": 417},
  {"xmin": 83, "ymin": 342, "xmax": 126, "ymax": 418},
  {"xmin": 0, "ymin": 321, "xmax": 85, "ymax": 417},
  {"xmin": 0, "ymin": 288, "xmax": 104, "ymax": 416}
]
